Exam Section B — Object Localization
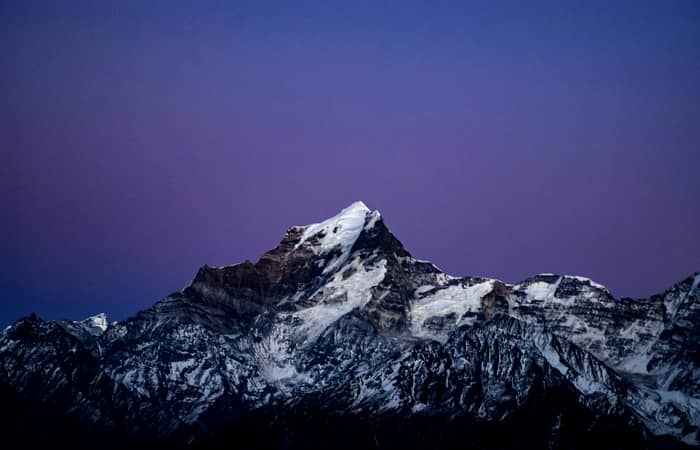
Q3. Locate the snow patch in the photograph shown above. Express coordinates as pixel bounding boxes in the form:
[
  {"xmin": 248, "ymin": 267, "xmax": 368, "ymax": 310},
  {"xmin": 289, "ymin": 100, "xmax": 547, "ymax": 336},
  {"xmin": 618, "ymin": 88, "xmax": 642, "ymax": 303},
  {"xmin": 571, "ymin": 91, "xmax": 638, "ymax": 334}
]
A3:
[
  {"xmin": 537, "ymin": 340, "xmax": 570, "ymax": 375},
  {"xmin": 520, "ymin": 278, "xmax": 561, "ymax": 304},
  {"xmin": 294, "ymin": 257, "xmax": 387, "ymax": 343},
  {"xmin": 410, "ymin": 280, "xmax": 495, "ymax": 342},
  {"xmin": 168, "ymin": 358, "xmax": 198, "ymax": 381}
]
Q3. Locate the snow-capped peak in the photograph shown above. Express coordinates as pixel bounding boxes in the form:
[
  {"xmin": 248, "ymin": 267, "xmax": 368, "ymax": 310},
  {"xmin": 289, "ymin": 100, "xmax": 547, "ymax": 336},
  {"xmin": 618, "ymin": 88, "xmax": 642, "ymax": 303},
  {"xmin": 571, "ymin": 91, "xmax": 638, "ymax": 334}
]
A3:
[
  {"xmin": 564, "ymin": 275, "xmax": 608, "ymax": 291},
  {"xmin": 293, "ymin": 201, "xmax": 374, "ymax": 274},
  {"xmin": 530, "ymin": 274, "xmax": 608, "ymax": 292},
  {"xmin": 1, "ymin": 203, "xmax": 698, "ymax": 449},
  {"xmin": 345, "ymin": 200, "xmax": 371, "ymax": 213},
  {"xmin": 80, "ymin": 313, "xmax": 108, "ymax": 333}
]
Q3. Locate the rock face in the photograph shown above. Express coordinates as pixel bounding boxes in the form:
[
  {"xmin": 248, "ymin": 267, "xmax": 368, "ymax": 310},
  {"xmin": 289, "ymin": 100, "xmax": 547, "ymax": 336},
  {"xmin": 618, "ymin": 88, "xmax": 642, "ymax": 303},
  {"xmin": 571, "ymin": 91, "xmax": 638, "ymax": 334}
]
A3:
[{"xmin": 1, "ymin": 201, "xmax": 698, "ymax": 449}]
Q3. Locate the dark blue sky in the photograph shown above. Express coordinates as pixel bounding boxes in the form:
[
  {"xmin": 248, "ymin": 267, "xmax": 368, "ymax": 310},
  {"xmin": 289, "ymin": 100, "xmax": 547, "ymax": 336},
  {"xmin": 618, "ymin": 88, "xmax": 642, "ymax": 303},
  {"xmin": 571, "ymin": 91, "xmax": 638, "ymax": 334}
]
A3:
[{"xmin": 2, "ymin": 1, "xmax": 699, "ymax": 325}]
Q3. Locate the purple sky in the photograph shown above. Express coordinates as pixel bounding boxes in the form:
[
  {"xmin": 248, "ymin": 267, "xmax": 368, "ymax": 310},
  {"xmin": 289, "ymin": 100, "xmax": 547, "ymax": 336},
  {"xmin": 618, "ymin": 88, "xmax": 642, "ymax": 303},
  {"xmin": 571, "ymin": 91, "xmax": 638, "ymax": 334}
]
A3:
[{"xmin": 2, "ymin": 1, "xmax": 699, "ymax": 325}]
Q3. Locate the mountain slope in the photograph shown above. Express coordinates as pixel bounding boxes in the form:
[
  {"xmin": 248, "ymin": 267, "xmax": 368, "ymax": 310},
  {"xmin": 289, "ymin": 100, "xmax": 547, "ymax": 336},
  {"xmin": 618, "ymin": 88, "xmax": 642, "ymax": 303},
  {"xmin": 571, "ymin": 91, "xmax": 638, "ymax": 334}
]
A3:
[{"xmin": 1, "ymin": 201, "xmax": 698, "ymax": 448}]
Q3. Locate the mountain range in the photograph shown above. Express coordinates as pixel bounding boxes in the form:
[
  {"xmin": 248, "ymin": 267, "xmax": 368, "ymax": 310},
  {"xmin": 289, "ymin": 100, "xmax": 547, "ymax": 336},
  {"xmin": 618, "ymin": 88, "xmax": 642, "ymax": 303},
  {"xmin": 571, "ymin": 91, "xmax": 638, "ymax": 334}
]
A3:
[{"xmin": 1, "ymin": 201, "xmax": 698, "ymax": 449}]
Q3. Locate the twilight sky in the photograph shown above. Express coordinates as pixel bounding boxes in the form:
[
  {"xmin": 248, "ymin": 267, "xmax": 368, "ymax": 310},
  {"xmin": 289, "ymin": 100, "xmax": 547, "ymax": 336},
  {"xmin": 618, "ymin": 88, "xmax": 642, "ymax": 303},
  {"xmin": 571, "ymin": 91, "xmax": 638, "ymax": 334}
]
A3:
[{"xmin": 2, "ymin": 1, "xmax": 699, "ymax": 325}]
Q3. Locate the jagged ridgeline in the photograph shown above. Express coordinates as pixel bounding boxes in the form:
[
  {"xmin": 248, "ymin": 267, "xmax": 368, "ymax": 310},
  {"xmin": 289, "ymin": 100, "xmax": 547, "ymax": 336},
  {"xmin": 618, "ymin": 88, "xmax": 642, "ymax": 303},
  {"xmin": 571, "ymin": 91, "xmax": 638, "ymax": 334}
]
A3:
[{"xmin": 1, "ymin": 202, "xmax": 699, "ymax": 449}]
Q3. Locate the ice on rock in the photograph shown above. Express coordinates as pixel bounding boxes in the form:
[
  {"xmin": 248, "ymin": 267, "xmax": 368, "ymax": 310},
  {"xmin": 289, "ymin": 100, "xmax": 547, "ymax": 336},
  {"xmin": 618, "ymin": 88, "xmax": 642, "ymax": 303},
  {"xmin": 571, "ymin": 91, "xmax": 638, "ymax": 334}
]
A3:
[
  {"xmin": 364, "ymin": 210, "xmax": 381, "ymax": 231},
  {"xmin": 667, "ymin": 273, "xmax": 700, "ymax": 322}
]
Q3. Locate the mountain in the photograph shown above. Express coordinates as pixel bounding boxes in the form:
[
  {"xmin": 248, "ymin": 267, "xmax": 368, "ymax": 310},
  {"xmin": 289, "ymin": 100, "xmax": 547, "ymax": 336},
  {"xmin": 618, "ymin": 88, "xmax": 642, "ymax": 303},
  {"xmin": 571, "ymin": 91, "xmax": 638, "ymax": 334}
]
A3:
[{"xmin": 1, "ymin": 201, "xmax": 698, "ymax": 449}]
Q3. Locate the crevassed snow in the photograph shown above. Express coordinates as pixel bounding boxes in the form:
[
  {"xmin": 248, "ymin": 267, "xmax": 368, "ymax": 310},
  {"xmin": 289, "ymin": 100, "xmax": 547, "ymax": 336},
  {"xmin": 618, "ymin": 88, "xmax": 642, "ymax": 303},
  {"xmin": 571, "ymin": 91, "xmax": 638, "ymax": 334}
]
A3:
[
  {"xmin": 410, "ymin": 280, "xmax": 494, "ymax": 342},
  {"xmin": 294, "ymin": 201, "xmax": 371, "ymax": 274}
]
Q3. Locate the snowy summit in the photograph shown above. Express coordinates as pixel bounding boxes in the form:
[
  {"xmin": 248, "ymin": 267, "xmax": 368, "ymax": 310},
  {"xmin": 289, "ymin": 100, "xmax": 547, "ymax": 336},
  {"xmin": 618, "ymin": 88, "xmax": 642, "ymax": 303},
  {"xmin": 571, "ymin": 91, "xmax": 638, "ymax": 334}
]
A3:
[{"xmin": 1, "ymin": 202, "xmax": 698, "ymax": 448}]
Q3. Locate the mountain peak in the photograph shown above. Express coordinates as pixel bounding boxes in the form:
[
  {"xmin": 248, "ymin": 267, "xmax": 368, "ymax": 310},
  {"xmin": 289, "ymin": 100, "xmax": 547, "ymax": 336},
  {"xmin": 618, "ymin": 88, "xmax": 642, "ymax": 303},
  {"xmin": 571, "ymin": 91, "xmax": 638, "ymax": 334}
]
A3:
[
  {"xmin": 345, "ymin": 200, "xmax": 371, "ymax": 213},
  {"xmin": 291, "ymin": 201, "xmax": 375, "ymax": 274},
  {"xmin": 2, "ymin": 203, "xmax": 699, "ymax": 448},
  {"xmin": 80, "ymin": 313, "xmax": 108, "ymax": 333}
]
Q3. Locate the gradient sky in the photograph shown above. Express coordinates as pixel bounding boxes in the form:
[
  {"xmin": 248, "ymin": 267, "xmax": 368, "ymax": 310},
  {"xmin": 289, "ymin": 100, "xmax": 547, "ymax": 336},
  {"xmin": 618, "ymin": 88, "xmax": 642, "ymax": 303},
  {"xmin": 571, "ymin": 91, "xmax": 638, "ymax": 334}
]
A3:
[{"xmin": 2, "ymin": 1, "xmax": 699, "ymax": 326}]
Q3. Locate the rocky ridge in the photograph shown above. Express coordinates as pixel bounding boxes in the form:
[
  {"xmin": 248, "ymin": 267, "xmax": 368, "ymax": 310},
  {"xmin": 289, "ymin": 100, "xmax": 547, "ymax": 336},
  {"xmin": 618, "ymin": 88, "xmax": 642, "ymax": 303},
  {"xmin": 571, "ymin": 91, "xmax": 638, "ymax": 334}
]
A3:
[{"xmin": 1, "ymin": 201, "xmax": 698, "ymax": 448}]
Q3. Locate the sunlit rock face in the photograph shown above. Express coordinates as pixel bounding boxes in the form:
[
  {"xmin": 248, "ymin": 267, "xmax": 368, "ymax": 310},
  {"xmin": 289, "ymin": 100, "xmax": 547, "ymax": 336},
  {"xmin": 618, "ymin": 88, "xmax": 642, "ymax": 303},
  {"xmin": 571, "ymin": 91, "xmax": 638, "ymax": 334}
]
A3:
[{"xmin": 1, "ymin": 202, "xmax": 698, "ymax": 449}]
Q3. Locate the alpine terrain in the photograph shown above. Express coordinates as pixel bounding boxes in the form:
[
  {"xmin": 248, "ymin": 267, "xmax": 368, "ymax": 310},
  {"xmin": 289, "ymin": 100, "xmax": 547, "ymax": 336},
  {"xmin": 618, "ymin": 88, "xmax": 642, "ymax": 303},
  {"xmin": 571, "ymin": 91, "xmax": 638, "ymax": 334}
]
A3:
[{"xmin": 1, "ymin": 201, "xmax": 699, "ymax": 449}]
